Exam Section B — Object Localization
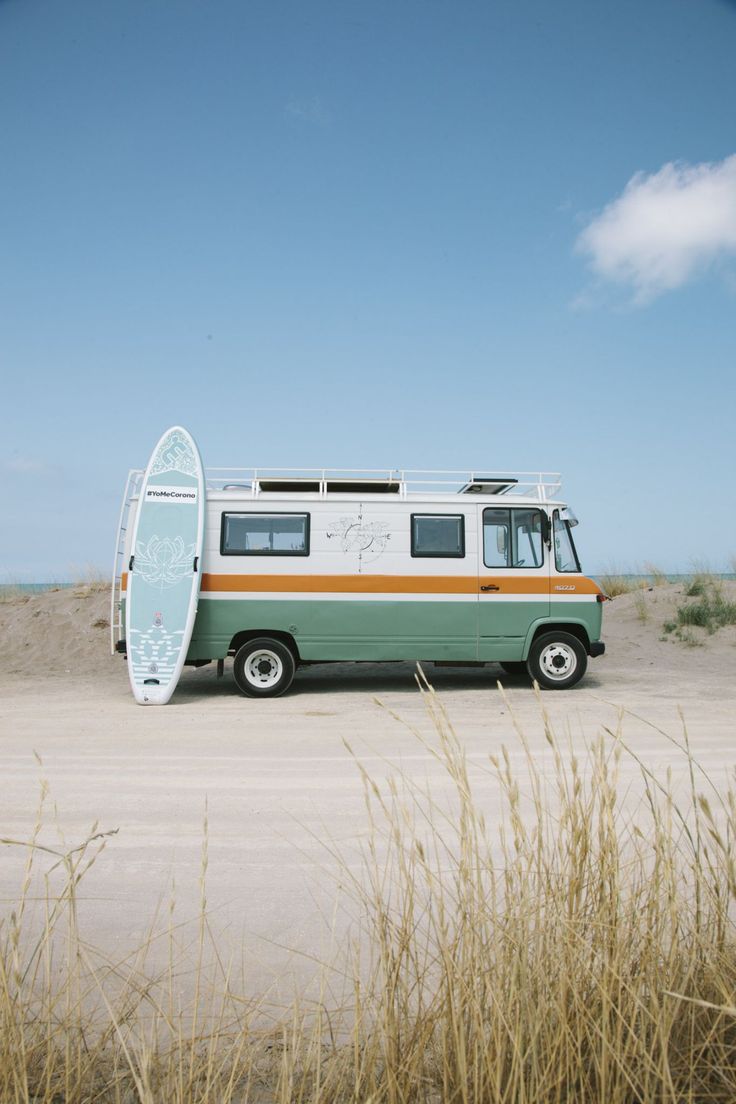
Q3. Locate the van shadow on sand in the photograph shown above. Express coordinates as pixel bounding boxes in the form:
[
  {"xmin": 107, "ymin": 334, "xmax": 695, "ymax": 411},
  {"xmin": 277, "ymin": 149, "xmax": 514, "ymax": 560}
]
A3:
[{"xmin": 173, "ymin": 660, "xmax": 605, "ymax": 700}]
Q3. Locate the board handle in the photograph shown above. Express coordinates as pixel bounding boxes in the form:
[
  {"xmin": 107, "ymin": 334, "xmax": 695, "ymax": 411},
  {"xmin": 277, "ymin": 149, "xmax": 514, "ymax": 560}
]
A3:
[
  {"xmin": 129, "ymin": 555, "xmax": 135, "ymax": 572},
  {"xmin": 193, "ymin": 556, "xmax": 199, "ymax": 572}
]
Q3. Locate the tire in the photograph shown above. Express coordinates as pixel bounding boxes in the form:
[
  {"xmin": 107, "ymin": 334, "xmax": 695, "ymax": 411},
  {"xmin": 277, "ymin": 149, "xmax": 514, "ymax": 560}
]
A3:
[
  {"xmin": 233, "ymin": 638, "xmax": 296, "ymax": 698},
  {"xmin": 527, "ymin": 632, "xmax": 587, "ymax": 690},
  {"xmin": 499, "ymin": 661, "xmax": 529, "ymax": 677}
]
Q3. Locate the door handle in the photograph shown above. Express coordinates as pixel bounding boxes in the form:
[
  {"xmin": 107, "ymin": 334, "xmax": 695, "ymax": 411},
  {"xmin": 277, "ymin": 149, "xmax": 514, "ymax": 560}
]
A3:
[{"xmin": 480, "ymin": 584, "xmax": 500, "ymax": 592}]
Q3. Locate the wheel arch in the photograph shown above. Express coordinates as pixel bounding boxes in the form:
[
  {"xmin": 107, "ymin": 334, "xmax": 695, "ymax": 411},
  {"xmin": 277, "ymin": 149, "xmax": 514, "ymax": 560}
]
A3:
[
  {"xmin": 523, "ymin": 619, "xmax": 591, "ymax": 659},
  {"xmin": 229, "ymin": 629, "xmax": 300, "ymax": 662}
]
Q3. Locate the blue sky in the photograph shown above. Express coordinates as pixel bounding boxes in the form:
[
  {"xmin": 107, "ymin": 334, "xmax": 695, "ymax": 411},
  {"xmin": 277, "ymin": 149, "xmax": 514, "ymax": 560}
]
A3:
[{"xmin": 1, "ymin": 0, "xmax": 735, "ymax": 577}]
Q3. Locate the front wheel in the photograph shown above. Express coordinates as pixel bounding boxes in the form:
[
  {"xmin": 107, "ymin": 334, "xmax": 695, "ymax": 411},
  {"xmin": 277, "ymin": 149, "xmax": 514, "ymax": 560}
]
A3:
[
  {"xmin": 233, "ymin": 638, "xmax": 296, "ymax": 698},
  {"xmin": 527, "ymin": 632, "xmax": 587, "ymax": 690}
]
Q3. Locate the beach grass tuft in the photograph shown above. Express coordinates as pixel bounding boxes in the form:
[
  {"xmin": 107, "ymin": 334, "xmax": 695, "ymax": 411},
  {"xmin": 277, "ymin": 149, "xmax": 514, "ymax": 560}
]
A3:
[
  {"xmin": 632, "ymin": 589, "xmax": 649, "ymax": 622},
  {"xmin": 0, "ymin": 585, "xmax": 30, "ymax": 604},
  {"xmin": 597, "ymin": 572, "xmax": 633, "ymax": 597},
  {"xmin": 597, "ymin": 567, "xmax": 642, "ymax": 597},
  {"xmin": 643, "ymin": 561, "xmax": 668, "ymax": 587},
  {"xmin": 663, "ymin": 570, "xmax": 736, "ymax": 641},
  {"xmin": 598, "ymin": 563, "xmax": 669, "ymax": 598}
]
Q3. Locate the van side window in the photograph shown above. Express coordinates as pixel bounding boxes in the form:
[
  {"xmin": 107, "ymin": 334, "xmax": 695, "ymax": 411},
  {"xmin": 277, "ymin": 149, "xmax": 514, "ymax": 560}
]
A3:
[
  {"xmin": 411, "ymin": 514, "xmax": 465, "ymax": 558},
  {"xmin": 483, "ymin": 508, "xmax": 543, "ymax": 568},
  {"xmin": 221, "ymin": 513, "xmax": 310, "ymax": 556}
]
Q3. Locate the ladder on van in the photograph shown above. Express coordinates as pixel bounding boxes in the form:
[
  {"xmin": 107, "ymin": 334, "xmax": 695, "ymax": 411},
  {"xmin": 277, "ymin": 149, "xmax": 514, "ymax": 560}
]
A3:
[{"xmin": 110, "ymin": 469, "xmax": 143, "ymax": 655}]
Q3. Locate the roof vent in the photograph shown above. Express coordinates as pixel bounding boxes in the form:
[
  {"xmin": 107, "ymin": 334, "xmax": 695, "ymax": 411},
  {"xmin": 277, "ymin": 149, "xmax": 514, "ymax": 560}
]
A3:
[{"xmin": 460, "ymin": 477, "xmax": 518, "ymax": 495}]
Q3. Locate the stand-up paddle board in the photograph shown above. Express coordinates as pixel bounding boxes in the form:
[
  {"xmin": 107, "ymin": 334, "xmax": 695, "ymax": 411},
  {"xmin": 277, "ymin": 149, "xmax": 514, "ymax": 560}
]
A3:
[{"xmin": 125, "ymin": 426, "xmax": 205, "ymax": 705}]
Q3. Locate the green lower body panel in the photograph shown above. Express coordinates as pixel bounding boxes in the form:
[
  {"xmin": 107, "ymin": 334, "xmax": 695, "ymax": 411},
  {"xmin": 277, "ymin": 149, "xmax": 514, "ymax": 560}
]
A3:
[{"xmin": 123, "ymin": 596, "xmax": 604, "ymax": 665}]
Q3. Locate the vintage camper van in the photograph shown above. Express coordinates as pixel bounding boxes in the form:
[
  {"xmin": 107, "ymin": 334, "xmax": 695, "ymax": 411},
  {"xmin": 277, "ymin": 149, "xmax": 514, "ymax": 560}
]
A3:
[{"xmin": 112, "ymin": 469, "xmax": 605, "ymax": 695}]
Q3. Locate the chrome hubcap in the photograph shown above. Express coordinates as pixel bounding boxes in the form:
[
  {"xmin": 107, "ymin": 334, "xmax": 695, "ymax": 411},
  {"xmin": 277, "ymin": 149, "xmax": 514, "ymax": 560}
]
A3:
[
  {"xmin": 245, "ymin": 649, "xmax": 283, "ymax": 688},
  {"xmin": 539, "ymin": 642, "xmax": 577, "ymax": 682}
]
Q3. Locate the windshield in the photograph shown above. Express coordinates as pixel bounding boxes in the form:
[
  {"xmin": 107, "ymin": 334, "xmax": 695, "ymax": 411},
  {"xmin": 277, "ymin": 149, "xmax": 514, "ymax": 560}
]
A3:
[{"xmin": 553, "ymin": 510, "xmax": 581, "ymax": 573}]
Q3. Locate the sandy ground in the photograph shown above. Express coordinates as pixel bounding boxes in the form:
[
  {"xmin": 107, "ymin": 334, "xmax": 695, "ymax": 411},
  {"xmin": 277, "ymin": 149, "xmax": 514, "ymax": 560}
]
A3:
[{"xmin": 1, "ymin": 582, "xmax": 735, "ymax": 1000}]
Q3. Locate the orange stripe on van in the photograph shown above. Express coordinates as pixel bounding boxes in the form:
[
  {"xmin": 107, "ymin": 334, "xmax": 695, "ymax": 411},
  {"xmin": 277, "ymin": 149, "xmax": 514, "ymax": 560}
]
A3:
[
  {"xmin": 121, "ymin": 572, "xmax": 601, "ymax": 596},
  {"xmin": 200, "ymin": 573, "xmax": 602, "ymax": 596}
]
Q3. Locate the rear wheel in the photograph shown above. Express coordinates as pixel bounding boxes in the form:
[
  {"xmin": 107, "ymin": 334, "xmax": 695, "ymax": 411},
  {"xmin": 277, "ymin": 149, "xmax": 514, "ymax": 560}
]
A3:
[
  {"xmin": 527, "ymin": 632, "xmax": 587, "ymax": 690},
  {"xmin": 233, "ymin": 638, "xmax": 296, "ymax": 698}
]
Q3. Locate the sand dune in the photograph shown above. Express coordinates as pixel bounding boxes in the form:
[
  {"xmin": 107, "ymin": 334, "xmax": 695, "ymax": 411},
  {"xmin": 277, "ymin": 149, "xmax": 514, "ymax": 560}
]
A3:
[{"xmin": 0, "ymin": 584, "xmax": 114, "ymax": 678}]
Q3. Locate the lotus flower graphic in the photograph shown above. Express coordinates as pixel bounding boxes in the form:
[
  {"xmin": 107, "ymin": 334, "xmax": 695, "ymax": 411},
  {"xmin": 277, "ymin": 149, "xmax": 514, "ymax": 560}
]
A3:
[{"xmin": 134, "ymin": 535, "xmax": 195, "ymax": 589}]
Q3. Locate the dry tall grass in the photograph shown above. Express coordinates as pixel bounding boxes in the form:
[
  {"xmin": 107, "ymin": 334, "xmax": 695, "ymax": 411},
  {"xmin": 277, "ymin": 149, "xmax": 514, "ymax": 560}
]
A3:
[
  {"xmin": 0, "ymin": 586, "xmax": 29, "ymax": 604},
  {"xmin": 0, "ymin": 568, "xmax": 109, "ymax": 601},
  {"xmin": 2, "ymin": 681, "xmax": 736, "ymax": 1102},
  {"xmin": 597, "ymin": 571, "xmax": 636, "ymax": 598},
  {"xmin": 598, "ymin": 564, "xmax": 670, "ymax": 598}
]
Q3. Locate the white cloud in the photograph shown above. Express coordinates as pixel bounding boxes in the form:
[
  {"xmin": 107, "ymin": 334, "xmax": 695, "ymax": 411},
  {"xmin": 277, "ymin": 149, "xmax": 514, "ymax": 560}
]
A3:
[{"xmin": 575, "ymin": 155, "xmax": 736, "ymax": 302}]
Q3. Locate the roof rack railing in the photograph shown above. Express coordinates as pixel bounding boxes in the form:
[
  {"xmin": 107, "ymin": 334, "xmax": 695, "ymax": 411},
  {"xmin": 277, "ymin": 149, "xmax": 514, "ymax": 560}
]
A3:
[
  {"xmin": 123, "ymin": 468, "xmax": 562, "ymax": 499},
  {"xmin": 201, "ymin": 468, "xmax": 562, "ymax": 500}
]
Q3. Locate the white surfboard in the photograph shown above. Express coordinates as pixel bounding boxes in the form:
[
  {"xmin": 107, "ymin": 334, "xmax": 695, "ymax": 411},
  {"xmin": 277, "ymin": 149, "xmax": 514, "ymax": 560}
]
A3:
[{"xmin": 125, "ymin": 426, "xmax": 205, "ymax": 704}]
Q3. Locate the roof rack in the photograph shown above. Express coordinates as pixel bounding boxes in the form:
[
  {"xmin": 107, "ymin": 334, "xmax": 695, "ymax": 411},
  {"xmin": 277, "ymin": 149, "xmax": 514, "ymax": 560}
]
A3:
[
  {"xmin": 206, "ymin": 468, "xmax": 562, "ymax": 499},
  {"xmin": 124, "ymin": 468, "xmax": 561, "ymax": 500}
]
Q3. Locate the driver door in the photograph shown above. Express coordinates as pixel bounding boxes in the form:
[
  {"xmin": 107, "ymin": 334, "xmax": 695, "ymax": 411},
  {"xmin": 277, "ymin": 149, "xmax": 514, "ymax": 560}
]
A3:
[{"xmin": 477, "ymin": 505, "xmax": 550, "ymax": 660}]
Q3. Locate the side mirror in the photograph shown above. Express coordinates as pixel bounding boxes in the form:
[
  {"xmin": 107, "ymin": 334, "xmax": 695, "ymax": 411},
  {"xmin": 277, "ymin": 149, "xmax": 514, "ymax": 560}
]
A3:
[
  {"xmin": 559, "ymin": 507, "xmax": 579, "ymax": 528},
  {"xmin": 540, "ymin": 513, "xmax": 551, "ymax": 545}
]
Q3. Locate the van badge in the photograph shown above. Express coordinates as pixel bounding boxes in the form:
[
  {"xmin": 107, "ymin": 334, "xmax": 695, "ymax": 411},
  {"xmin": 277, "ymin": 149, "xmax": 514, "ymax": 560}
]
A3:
[{"xmin": 554, "ymin": 585, "xmax": 576, "ymax": 591}]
